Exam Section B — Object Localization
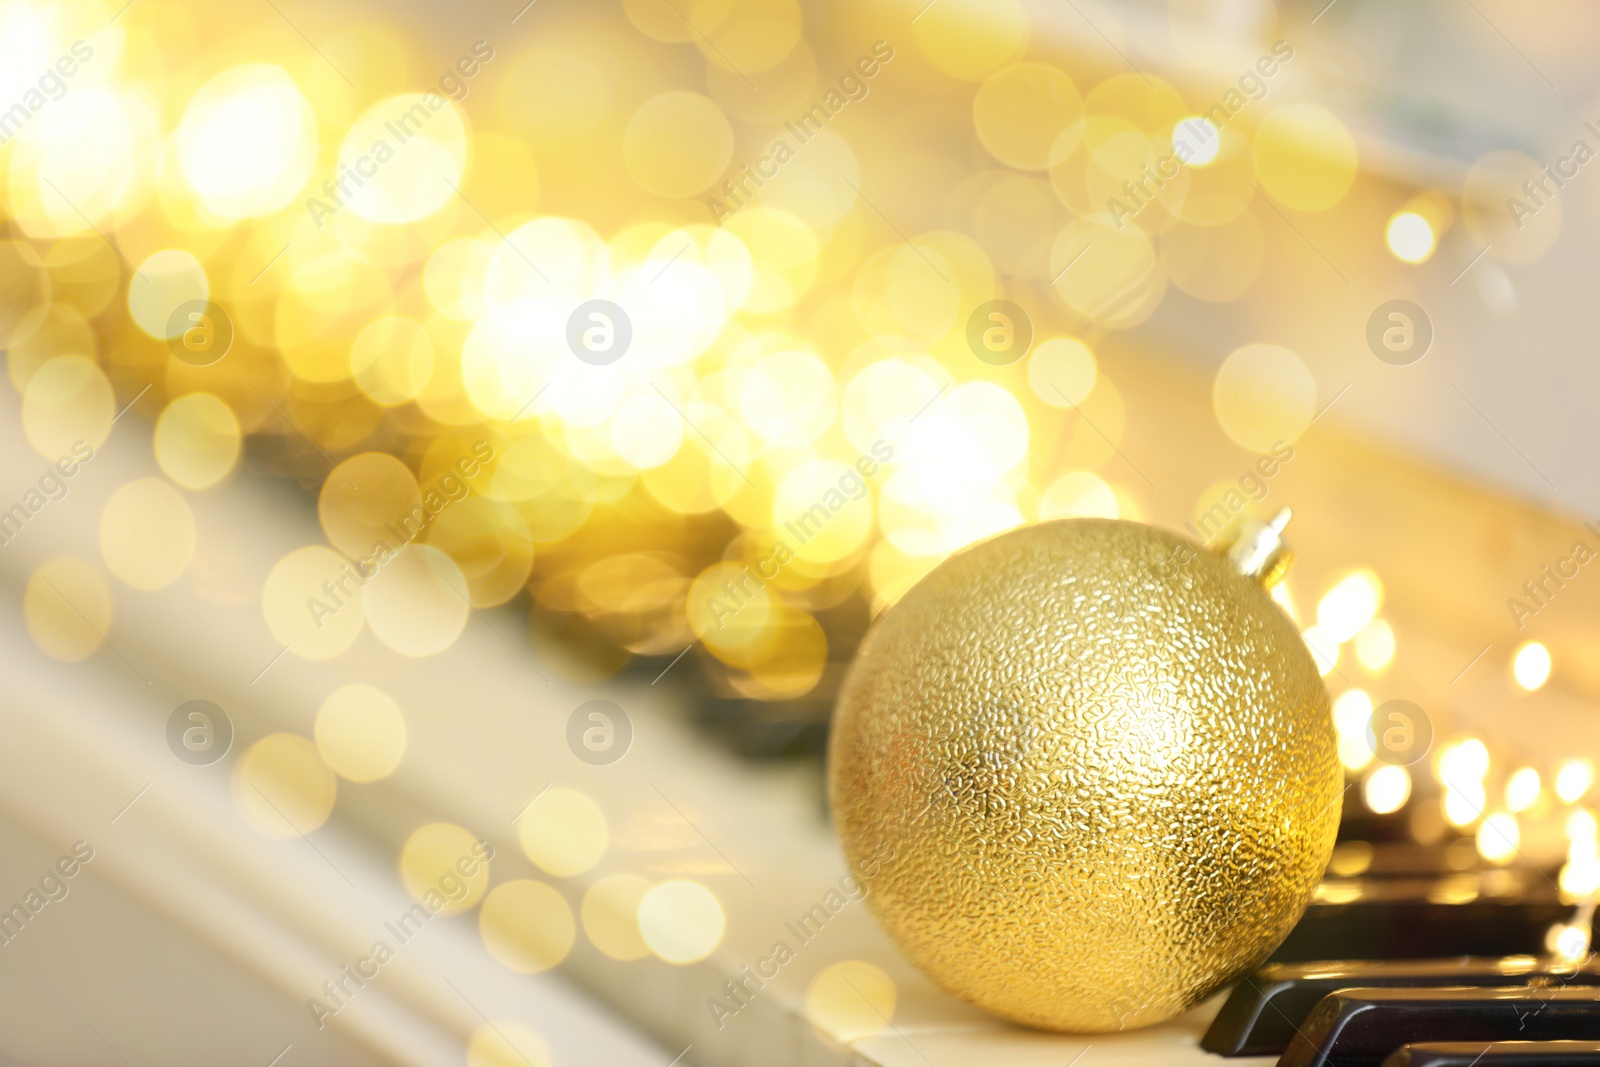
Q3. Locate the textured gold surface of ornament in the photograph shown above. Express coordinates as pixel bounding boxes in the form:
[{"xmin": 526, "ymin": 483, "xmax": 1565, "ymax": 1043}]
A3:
[{"xmin": 828, "ymin": 518, "xmax": 1341, "ymax": 1033}]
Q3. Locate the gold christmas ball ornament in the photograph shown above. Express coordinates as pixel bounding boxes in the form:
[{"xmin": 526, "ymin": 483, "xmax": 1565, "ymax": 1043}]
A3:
[{"xmin": 829, "ymin": 513, "xmax": 1341, "ymax": 1033}]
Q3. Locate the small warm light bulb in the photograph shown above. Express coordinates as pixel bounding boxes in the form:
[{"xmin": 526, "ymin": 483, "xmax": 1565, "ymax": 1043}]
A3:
[
  {"xmin": 1364, "ymin": 764, "xmax": 1411, "ymax": 814},
  {"xmin": 1316, "ymin": 570, "xmax": 1383, "ymax": 643},
  {"xmin": 1333, "ymin": 688, "xmax": 1375, "ymax": 771},
  {"xmin": 1353, "ymin": 618, "xmax": 1396, "ymax": 672},
  {"xmin": 1172, "ymin": 117, "xmax": 1222, "ymax": 166},
  {"xmin": 1557, "ymin": 759, "xmax": 1595, "ymax": 804},
  {"xmin": 1549, "ymin": 920, "xmax": 1592, "ymax": 964},
  {"xmin": 1560, "ymin": 859, "xmax": 1600, "ymax": 899},
  {"xmin": 1513, "ymin": 641, "xmax": 1551, "ymax": 690},
  {"xmin": 1475, "ymin": 811, "xmax": 1520, "ymax": 864},
  {"xmin": 1328, "ymin": 841, "xmax": 1374, "ymax": 877},
  {"xmin": 1438, "ymin": 738, "xmax": 1490, "ymax": 784},
  {"xmin": 1505, "ymin": 767, "xmax": 1541, "ymax": 813},
  {"xmin": 1332, "ymin": 688, "xmax": 1374, "ymax": 730},
  {"xmin": 1443, "ymin": 779, "xmax": 1487, "ymax": 827},
  {"xmin": 1571, "ymin": 835, "xmax": 1599, "ymax": 864},
  {"xmin": 1567, "ymin": 807, "xmax": 1598, "ymax": 844},
  {"xmin": 1385, "ymin": 211, "xmax": 1435, "ymax": 264}
]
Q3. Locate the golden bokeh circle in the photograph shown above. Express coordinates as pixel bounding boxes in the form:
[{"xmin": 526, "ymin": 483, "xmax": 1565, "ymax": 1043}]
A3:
[
  {"xmin": 624, "ymin": 0, "xmax": 733, "ymax": 44},
  {"xmin": 637, "ymin": 879, "xmax": 725, "ymax": 963},
  {"xmin": 154, "ymin": 393, "xmax": 242, "ymax": 490},
  {"xmin": 22, "ymin": 355, "xmax": 113, "ymax": 459},
  {"xmin": 423, "ymin": 496, "xmax": 535, "ymax": 608},
  {"xmin": 478, "ymin": 880, "xmax": 576, "ymax": 974},
  {"xmin": 7, "ymin": 302, "xmax": 95, "ymax": 392},
  {"xmin": 581, "ymin": 874, "xmax": 653, "ymax": 961},
  {"xmin": 99, "ymin": 478, "xmax": 196, "ymax": 590},
  {"xmin": 233, "ymin": 734, "xmax": 338, "ymax": 838},
  {"xmin": 361, "ymin": 544, "xmax": 470, "ymax": 657},
  {"xmin": 261, "ymin": 545, "xmax": 366, "ymax": 659},
  {"xmin": 517, "ymin": 787, "xmax": 608, "ymax": 877},
  {"xmin": 466, "ymin": 1022, "xmax": 552, "ymax": 1067},
  {"xmin": 317, "ymin": 452, "xmax": 421, "ymax": 559},
  {"xmin": 622, "ymin": 92, "xmax": 734, "ymax": 198},
  {"xmin": 772, "ymin": 460, "xmax": 874, "ymax": 564},
  {"xmin": 43, "ymin": 237, "xmax": 120, "ymax": 318},
  {"xmin": 399, "ymin": 822, "xmax": 491, "ymax": 916},
  {"xmin": 129, "ymin": 250, "xmax": 209, "ymax": 340},
  {"xmin": 337, "ymin": 93, "xmax": 468, "ymax": 225},
  {"xmin": 1212, "ymin": 343, "xmax": 1317, "ymax": 452},
  {"xmin": 1049, "ymin": 218, "xmax": 1163, "ymax": 327},
  {"xmin": 1172, "ymin": 128, "xmax": 1258, "ymax": 227},
  {"xmin": 315, "ymin": 683, "xmax": 407, "ymax": 783},
  {"xmin": 1083, "ymin": 73, "xmax": 1187, "ymax": 144},
  {"xmin": 1038, "ymin": 471, "xmax": 1118, "ymax": 520},
  {"xmin": 973, "ymin": 63, "xmax": 1082, "ymax": 172},
  {"xmin": 175, "ymin": 64, "xmax": 318, "ymax": 220},
  {"xmin": 25, "ymin": 557, "xmax": 113, "ymax": 662},
  {"xmin": 806, "ymin": 960, "xmax": 897, "ymax": 1042},
  {"xmin": 695, "ymin": 0, "xmax": 803, "ymax": 75},
  {"xmin": 350, "ymin": 316, "xmax": 435, "ymax": 406},
  {"xmin": 1028, "ymin": 337, "xmax": 1096, "ymax": 409},
  {"xmin": 1253, "ymin": 104, "xmax": 1358, "ymax": 212},
  {"xmin": 914, "ymin": 0, "xmax": 1025, "ymax": 80}
]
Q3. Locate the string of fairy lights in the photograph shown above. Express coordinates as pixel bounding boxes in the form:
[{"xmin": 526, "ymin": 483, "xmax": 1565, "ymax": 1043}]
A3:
[{"xmin": 4, "ymin": 0, "xmax": 1597, "ymax": 1047}]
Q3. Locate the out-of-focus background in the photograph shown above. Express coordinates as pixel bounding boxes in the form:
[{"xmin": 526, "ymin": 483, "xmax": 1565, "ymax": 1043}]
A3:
[{"xmin": 6, "ymin": 0, "xmax": 1600, "ymax": 1064}]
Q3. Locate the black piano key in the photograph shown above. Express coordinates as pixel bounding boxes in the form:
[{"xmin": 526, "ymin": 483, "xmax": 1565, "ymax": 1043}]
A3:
[
  {"xmin": 1204, "ymin": 957, "xmax": 1598, "ymax": 1056},
  {"xmin": 1384, "ymin": 1042, "xmax": 1600, "ymax": 1067},
  {"xmin": 1271, "ymin": 879, "xmax": 1578, "ymax": 962},
  {"xmin": 1279, "ymin": 987, "xmax": 1600, "ymax": 1067}
]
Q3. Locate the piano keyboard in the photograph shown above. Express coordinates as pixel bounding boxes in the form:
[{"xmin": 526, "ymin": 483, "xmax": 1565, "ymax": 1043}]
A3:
[
  {"xmin": 810, "ymin": 877, "xmax": 1600, "ymax": 1067},
  {"xmin": 1206, "ymin": 957, "xmax": 1600, "ymax": 1058},
  {"xmin": 1386, "ymin": 1044, "xmax": 1600, "ymax": 1067}
]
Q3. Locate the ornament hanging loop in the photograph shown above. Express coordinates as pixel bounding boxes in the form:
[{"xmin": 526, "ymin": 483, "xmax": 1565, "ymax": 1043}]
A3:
[{"xmin": 1217, "ymin": 507, "xmax": 1294, "ymax": 590}]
